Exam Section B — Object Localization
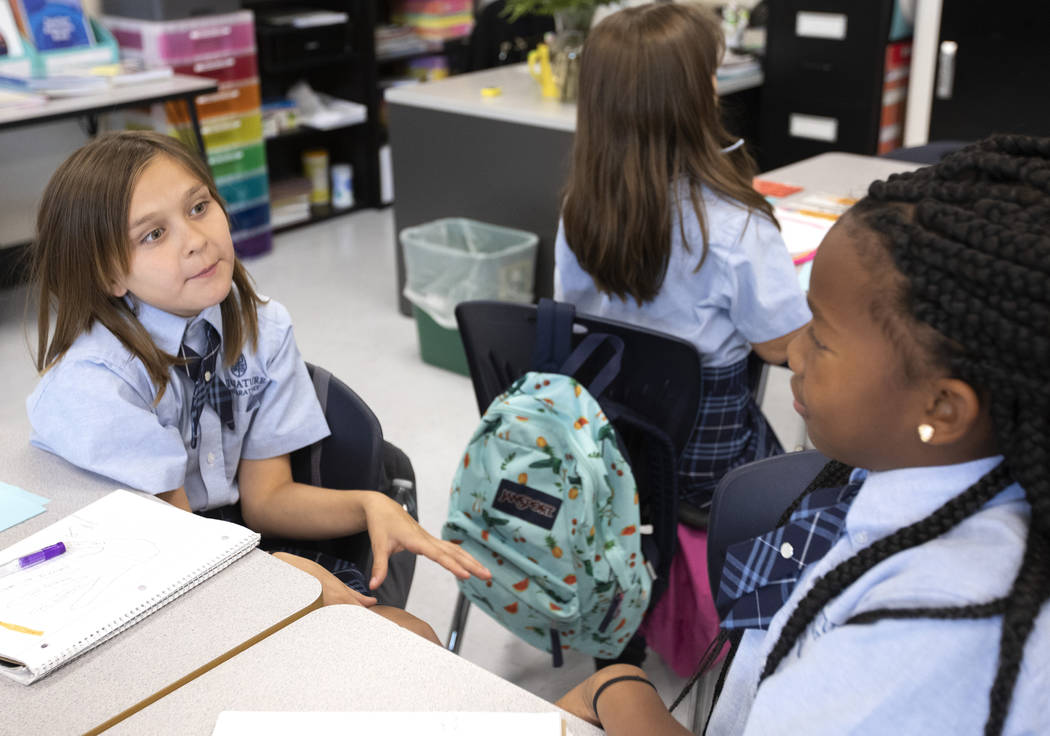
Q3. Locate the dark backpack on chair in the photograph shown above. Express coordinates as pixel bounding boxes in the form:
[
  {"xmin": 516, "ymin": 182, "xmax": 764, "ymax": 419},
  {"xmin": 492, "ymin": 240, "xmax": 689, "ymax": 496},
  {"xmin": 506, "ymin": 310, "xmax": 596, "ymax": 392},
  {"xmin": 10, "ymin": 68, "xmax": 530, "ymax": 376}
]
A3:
[
  {"xmin": 203, "ymin": 364, "xmax": 419, "ymax": 608},
  {"xmin": 286, "ymin": 364, "xmax": 418, "ymax": 609}
]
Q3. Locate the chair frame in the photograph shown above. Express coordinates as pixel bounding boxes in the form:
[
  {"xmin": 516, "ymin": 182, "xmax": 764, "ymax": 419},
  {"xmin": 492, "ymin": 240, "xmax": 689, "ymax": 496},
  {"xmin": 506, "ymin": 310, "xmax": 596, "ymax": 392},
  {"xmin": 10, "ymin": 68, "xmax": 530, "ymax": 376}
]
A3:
[{"xmin": 691, "ymin": 448, "xmax": 828, "ymax": 733}]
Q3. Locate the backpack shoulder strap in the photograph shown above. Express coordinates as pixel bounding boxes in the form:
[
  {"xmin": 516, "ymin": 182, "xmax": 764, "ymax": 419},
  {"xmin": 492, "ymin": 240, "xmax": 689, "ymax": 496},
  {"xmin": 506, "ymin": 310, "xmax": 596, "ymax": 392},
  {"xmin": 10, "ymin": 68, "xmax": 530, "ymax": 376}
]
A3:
[{"xmin": 532, "ymin": 298, "xmax": 576, "ymax": 371}]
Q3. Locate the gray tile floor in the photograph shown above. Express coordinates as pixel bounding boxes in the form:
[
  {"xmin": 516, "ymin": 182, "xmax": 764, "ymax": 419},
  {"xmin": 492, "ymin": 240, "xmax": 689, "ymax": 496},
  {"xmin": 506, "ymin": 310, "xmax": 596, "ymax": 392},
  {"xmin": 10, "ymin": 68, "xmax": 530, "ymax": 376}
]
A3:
[{"xmin": 0, "ymin": 208, "xmax": 806, "ymax": 727}]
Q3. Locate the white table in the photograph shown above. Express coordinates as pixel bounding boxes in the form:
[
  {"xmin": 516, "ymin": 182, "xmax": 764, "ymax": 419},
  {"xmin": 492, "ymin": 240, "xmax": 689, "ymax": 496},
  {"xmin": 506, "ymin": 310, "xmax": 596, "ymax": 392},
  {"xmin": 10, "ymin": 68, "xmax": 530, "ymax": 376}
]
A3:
[
  {"xmin": 760, "ymin": 151, "xmax": 923, "ymax": 202},
  {"xmin": 0, "ymin": 428, "xmax": 321, "ymax": 736},
  {"xmin": 110, "ymin": 605, "xmax": 605, "ymax": 736}
]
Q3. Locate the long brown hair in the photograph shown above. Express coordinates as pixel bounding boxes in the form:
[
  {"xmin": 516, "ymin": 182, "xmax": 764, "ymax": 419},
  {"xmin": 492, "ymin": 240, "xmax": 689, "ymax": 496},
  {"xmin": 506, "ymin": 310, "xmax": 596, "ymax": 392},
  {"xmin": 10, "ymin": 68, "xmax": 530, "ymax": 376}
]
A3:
[
  {"xmin": 31, "ymin": 130, "xmax": 265, "ymax": 398},
  {"xmin": 562, "ymin": 2, "xmax": 776, "ymax": 304}
]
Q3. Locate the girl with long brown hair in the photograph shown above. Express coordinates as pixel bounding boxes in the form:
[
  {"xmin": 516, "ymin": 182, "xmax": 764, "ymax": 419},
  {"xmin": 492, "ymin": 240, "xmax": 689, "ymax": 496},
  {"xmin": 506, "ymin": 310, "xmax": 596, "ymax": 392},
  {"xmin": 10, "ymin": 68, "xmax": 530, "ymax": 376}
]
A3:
[
  {"xmin": 27, "ymin": 131, "xmax": 489, "ymax": 640},
  {"xmin": 555, "ymin": 2, "xmax": 809, "ymax": 507}
]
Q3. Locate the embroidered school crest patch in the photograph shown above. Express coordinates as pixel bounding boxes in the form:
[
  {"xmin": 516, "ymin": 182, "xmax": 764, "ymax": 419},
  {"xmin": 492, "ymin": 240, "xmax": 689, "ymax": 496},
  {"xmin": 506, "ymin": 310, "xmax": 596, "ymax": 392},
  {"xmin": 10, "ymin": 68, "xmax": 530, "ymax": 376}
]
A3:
[{"xmin": 231, "ymin": 354, "xmax": 247, "ymax": 377}]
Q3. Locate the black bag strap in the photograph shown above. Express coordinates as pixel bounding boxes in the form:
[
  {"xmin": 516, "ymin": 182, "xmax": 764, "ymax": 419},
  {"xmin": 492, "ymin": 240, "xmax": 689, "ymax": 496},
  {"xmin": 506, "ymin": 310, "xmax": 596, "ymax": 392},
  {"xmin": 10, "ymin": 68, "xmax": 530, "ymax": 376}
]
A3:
[
  {"xmin": 533, "ymin": 298, "xmax": 624, "ymax": 398},
  {"xmin": 532, "ymin": 298, "xmax": 576, "ymax": 371},
  {"xmin": 559, "ymin": 332, "xmax": 624, "ymax": 399}
]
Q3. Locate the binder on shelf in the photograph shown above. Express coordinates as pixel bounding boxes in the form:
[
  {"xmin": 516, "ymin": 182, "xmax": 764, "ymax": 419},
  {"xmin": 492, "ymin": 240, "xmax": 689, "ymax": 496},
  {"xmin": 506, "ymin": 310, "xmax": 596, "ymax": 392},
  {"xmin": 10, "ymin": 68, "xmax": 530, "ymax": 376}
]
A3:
[
  {"xmin": 10, "ymin": 0, "xmax": 95, "ymax": 52},
  {"xmin": 23, "ymin": 18, "xmax": 118, "ymax": 77}
]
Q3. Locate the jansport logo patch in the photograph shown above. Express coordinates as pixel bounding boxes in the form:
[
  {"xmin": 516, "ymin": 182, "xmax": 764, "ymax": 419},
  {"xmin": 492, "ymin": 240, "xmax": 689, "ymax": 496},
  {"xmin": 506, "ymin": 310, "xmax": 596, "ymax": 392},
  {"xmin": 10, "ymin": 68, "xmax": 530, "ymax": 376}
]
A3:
[{"xmin": 492, "ymin": 479, "xmax": 562, "ymax": 529}]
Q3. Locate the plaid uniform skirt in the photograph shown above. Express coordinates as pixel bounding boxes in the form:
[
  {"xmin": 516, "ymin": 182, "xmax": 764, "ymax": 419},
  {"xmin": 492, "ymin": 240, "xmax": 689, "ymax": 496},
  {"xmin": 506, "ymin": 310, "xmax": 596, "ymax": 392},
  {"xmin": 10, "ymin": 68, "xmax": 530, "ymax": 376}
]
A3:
[
  {"xmin": 201, "ymin": 504, "xmax": 371, "ymax": 595},
  {"xmin": 678, "ymin": 357, "xmax": 783, "ymax": 507}
]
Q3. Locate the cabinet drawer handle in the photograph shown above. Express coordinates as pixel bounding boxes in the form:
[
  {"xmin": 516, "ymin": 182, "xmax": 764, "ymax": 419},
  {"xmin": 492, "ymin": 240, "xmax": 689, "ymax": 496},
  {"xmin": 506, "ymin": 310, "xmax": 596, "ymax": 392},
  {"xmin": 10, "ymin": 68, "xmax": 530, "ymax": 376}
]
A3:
[{"xmin": 936, "ymin": 40, "xmax": 958, "ymax": 100}]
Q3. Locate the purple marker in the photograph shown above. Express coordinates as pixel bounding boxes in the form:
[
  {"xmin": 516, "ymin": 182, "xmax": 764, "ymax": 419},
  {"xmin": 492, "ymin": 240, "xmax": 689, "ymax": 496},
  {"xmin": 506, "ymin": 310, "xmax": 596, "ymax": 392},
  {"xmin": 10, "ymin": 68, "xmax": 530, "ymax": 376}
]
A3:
[{"xmin": 0, "ymin": 542, "xmax": 66, "ymax": 578}]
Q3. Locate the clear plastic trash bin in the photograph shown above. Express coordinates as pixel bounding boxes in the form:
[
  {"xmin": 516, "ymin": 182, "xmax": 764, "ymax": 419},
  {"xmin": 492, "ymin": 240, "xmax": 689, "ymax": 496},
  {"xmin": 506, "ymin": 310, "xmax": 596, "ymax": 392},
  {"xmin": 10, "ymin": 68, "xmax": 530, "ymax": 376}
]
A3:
[{"xmin": 401, "ymin": 218, "xmax": 538, "ymax": 374}]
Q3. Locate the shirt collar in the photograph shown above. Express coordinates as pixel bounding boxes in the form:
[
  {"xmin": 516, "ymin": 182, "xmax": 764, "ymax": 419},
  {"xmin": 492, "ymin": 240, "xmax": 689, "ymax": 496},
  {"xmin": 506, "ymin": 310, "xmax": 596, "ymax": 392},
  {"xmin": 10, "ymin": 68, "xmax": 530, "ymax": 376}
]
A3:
[
  {"xmin": 130, "ymin": 298, "xmax": 224, "ymax": 356},
  {"xmin": 846, "ymin": 455, "xmax": 1019, "ymax": 539}
]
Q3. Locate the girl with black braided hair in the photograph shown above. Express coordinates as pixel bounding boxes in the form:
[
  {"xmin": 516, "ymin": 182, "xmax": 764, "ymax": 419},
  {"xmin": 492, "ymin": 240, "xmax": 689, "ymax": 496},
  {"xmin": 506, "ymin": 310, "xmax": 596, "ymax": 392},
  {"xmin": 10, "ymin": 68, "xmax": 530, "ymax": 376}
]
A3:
[{"xmin": 555, "ymin": 135, "xmax": 1050, "ymax": 734}]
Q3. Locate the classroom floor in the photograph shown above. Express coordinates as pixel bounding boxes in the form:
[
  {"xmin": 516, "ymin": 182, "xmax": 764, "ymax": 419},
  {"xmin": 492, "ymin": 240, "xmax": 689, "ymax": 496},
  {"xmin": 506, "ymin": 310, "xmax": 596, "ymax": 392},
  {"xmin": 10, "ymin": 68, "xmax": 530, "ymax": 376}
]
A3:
[{"xmin": 0, "ymin": 207, "xmax": 805, "ymax": 727}]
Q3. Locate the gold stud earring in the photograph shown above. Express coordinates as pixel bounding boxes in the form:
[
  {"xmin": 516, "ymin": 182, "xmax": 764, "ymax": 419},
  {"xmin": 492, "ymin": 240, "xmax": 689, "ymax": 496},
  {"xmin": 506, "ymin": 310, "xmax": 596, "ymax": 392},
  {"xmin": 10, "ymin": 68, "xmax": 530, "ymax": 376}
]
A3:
[{"xmin": 917, "ymin": 424, "xmax": 935, "ymax": 444}]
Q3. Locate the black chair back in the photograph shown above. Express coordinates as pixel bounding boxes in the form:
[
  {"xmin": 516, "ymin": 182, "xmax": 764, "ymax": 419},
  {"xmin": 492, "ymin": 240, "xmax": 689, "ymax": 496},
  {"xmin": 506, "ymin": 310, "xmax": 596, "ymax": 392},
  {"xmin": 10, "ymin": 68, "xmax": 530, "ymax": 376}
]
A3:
[
  {"xmin": 290, "ymin": 363, "xmax": 385, "ymax": 492},
  {"xmin": 455, "ymin": 300, "xmax": 702, "ymax": 460},
  {"xmin": 288, "ymin": 364, "xmax": 418, "ymax": 608},
  {"xmin": 706, "ymin": 449, "xmax": 828, "ymax": 601}
]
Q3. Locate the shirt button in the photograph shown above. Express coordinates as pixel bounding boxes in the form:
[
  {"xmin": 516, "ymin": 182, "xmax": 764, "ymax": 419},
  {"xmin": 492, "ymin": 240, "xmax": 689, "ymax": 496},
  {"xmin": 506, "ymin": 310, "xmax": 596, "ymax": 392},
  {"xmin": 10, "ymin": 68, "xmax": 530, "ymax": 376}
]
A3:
[
  {"xmin": 204, "ymin": 370, "xmax": 212, "ymax": 382},
  {"xmin": 207, "ymin": 452, "xmax": 216, "ymax": 466},
  {"xmin": 855, "ymin": 531, "xmax": 868, "ymax": 544},
  {"xmin": 780, "ymin": 542, "xmax": 794, "ymax": 559}
]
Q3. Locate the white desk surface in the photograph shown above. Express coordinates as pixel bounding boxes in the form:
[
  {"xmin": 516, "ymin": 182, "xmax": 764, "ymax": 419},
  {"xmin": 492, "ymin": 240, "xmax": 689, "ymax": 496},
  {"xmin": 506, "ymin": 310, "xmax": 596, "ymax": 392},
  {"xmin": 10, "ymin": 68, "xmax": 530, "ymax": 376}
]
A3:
[
  {"xmin": 758, "ymin": 153, "xmax": 923, "ymax": 292},
  {"xmin": 111, "ymin": 605, "xmax": 605, "ymax": 736},
  {"xmin": 0, "ymin": 427, "xmax": 321, "ymax": 736},
  {"xmin": 760, "ymin": 152, "xmax": 924, "ymax": 201},
  {"xmin": 385, "ymin": 62, "xmax": 763, "ymax": 132},
  {"xmin": 0, "ymin": 75, "xmax": 217, "ymax": 128}
]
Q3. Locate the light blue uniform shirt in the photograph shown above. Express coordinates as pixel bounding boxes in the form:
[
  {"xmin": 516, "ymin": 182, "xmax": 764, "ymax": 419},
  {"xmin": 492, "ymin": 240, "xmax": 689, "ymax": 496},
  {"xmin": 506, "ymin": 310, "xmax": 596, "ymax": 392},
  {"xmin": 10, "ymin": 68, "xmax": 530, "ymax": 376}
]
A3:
[
  {"xmin": 708, "ymin": 456, "xmax": 1050, "ymax": 735},
  {"xmin": 554, "ymin": 186, "xmax": 811, "ymax": 367},
  {"xmin": 27, "ymin": 298, "xmax": 330, "ymax": 512}
]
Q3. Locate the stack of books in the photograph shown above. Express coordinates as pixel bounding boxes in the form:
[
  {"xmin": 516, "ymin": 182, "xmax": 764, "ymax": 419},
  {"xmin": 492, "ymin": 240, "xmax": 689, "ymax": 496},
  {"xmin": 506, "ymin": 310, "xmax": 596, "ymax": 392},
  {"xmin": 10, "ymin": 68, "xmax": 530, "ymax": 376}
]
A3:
[
  {"xmin": 390, "ymin": 0, "xmax": 473, "ymax": 41},
  {"xmin": 375, "ymin": 23, "xmax": 430, "ymax": 59}
]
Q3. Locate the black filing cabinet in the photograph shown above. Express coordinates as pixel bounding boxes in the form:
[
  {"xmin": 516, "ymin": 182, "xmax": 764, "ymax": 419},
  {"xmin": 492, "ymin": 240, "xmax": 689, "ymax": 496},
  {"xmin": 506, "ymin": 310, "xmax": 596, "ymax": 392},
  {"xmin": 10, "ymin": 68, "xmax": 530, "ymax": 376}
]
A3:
[{"xmin": 759, "ymin": 0, "xmax": 898, "ymax": 169}]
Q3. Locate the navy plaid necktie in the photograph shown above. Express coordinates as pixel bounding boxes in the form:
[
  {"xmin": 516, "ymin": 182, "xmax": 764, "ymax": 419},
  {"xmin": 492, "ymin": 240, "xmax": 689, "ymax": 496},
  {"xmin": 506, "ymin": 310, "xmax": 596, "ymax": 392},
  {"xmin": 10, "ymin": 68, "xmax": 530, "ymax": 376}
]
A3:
[
  {"xmin": 717, "ymin": 476, "xmax": 864, "ymax": 631},
  {"xmin": 181, "ymin": 320, "xmax": 235, "ymax": 449}
]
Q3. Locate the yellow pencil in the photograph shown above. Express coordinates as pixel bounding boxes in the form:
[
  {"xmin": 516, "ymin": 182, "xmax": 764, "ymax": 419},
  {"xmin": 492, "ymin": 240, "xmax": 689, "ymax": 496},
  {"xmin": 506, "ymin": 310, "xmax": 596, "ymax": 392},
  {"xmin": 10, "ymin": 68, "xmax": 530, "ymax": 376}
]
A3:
[
  {"xmin": 796, "ymin": 209, "xmax": 841, "ymax": 221},
  {"xmin": 0, "ymin": 620, "xmax": 43, "ymax": 636}
]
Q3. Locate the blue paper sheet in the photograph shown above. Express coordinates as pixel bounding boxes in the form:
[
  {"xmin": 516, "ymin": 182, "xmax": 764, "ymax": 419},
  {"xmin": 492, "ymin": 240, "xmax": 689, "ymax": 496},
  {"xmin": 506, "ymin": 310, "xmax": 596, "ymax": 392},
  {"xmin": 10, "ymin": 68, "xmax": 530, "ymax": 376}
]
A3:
[{"xmin": 0, "ymin": 482, "xmax": 49, "ymax": 533}]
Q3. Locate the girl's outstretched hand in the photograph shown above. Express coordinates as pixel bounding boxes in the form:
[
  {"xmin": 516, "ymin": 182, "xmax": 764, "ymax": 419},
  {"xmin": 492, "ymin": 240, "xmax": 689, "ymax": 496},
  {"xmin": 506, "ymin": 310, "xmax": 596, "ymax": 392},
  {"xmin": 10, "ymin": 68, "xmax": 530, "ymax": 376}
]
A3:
[{"xmin": 362, "ymin": 491, "xmax": 491, "ymax": 590}]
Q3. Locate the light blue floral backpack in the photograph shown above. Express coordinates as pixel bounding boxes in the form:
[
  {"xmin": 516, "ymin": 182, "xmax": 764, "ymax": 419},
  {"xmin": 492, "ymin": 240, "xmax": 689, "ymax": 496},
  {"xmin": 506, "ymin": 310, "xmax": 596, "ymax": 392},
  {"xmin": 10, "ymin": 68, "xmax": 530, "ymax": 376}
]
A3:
[{"xmin": 443, "ymin": 322, "xmax": 652, "ymax": 665}]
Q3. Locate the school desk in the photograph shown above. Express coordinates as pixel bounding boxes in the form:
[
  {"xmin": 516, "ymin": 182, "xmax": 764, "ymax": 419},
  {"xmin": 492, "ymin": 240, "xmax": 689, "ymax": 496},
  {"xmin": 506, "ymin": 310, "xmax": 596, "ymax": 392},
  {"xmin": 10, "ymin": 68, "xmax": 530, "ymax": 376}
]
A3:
[
  {"xmin": 760, "ymin": 152, "xmax": 923, "ymax": 209},
  {"xmin": 0, "ymin": 428, "xmax": 321, "ymax": 736},
  {"xmin": 108, "ymin": 604, "xmax": 605, "ymax": 736},
  {"xmin": 386, "ymin": 60, "xmax": 765, "ymax": 315},
  {"xmin": 758, "ymin": 152, "xmax": 923, "ymax": 289}
]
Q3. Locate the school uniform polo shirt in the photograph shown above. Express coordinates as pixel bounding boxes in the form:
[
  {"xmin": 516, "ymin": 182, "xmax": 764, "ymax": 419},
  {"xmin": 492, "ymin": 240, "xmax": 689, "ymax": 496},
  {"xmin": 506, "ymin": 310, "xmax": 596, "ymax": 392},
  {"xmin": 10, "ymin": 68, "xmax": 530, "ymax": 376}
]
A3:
[
  {"xmin": 27, "ymin": 298, "xmax": 330, "ymax": 512},
  {"xmin": 553, "ymin": 183, "xmax": 811, "ymax": 367},
  {"xmin": 707, "ymin": 456, "xmax": 1050, "ymax": 735}
]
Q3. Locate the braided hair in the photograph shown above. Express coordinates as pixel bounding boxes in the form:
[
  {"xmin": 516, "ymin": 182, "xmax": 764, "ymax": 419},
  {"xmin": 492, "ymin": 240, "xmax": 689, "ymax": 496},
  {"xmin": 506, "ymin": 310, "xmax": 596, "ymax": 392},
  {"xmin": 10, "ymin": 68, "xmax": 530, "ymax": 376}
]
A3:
[{"xmin": 760, "ymin": 135, "xmax": 1050, "ymax": 736}]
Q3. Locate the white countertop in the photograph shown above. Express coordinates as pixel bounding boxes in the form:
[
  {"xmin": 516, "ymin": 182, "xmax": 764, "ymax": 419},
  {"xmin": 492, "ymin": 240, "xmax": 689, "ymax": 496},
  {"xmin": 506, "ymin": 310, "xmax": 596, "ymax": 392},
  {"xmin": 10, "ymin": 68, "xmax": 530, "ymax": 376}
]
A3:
[{"xmin": 385, "ymin": 61, "xmax": 763, "ymax": 132}]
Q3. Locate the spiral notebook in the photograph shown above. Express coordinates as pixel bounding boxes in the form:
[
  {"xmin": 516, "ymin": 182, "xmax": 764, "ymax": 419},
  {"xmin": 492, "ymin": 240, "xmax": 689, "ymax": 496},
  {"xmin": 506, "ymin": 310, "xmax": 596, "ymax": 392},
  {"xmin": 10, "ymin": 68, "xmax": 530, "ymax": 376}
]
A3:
[{"xmin": 0, "ymin": 490, "xmax": 259, "ymax": 685}]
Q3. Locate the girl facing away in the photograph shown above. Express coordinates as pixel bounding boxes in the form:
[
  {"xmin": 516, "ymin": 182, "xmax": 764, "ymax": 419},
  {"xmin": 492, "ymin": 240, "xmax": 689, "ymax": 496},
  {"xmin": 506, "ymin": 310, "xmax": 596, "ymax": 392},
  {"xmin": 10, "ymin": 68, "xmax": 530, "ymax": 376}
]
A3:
[
  {"xmin": 554, "ymin": 2, "xmax": 810, "ymax": 508},
  {"xmin": 556, "ymin": 136, "xmax": 1050, "ymax": 734},
  {"xmin": 26, "ymin": 131, "xmax": 490, "ymax": 640}
]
